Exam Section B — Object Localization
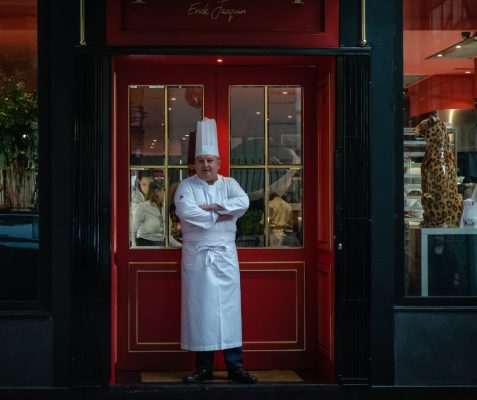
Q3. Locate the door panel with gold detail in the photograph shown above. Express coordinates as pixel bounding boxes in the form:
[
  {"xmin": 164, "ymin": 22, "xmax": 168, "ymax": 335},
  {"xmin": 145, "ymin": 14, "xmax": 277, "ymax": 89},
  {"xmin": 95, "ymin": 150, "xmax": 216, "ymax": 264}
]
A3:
[{"xmin": 114, "ymin": 60, "xmax": 328, "ymax": 373}]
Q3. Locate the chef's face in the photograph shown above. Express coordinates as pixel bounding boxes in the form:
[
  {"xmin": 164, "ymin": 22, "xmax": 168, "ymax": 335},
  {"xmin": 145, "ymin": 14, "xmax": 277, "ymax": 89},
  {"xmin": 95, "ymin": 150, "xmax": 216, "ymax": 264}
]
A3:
[{"xmin": 194, "ymin": 155, "xmax": 220, "ymax": 184}]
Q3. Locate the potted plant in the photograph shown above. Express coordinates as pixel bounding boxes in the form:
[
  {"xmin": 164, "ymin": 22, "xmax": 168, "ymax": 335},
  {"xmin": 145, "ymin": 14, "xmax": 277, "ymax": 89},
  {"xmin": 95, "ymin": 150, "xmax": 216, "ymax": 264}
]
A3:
[{"xmin": 0, "ymin": 76, "xmax": 38, "ymax": 211}]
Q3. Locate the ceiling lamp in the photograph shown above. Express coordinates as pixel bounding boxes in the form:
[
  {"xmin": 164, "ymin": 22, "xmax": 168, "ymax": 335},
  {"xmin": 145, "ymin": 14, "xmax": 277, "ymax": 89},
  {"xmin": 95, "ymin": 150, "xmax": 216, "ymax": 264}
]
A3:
[{"xmin": 427, "ymin": 32, "xmax": 477, "ymax": 59}]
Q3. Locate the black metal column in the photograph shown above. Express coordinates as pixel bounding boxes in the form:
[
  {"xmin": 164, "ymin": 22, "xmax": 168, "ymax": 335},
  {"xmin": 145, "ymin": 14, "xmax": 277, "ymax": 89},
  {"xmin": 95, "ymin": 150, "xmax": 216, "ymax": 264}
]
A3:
[
  {"xmin": 335, "ymin": 55, "xmax": 371, "ymax": 385},
  {"xmin": 72, "ymin": 53, "xmax": 111, "ymax": 386}
]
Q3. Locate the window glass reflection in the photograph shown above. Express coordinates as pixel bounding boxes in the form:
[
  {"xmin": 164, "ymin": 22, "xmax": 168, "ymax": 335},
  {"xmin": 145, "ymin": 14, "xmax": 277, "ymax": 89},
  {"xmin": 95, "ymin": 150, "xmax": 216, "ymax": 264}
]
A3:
[
  {"xmin": 129, "ymin": 84, "xmax": 202, "ymax": 248},
  {"xmin": 168, "ymin": 86, "xmax": 203, "ymax": 165},
  {"xmin": 130, "ymin": 169, "xmax": 165, "ymax": 248},
  {"xmin": 403, "ymin": 1, "xmax": 477, "ymax": 297},
  {"xmin": 232, "ymin": 168, "xmax": 265, "ymax": 247},
  {"xmin": 168, "ymin": 168, "xmax": 192, "ymax": 247},
  {"xmin": 0, "ymin": 0, "xmax": 39, "ymax": 301},
  {"xmin": 269, "ymin": 169, "xmax": 303, "ymax": 247},
  {"xmin": 268, "ymin": 87, "xmax": 302, "ymax": 165},
  {"xmin": 230, "ymin": 86, "xmax": 265, "ymax": 165},
  {"xmin": 130, "ymin": 86, "xmax": 165, "ymax": 166},
  {"xmin": 408, "ymin": 229, "xmax": 477, "ymax": 296},
  {"xmin": 230, "ymin": 85, "xmax": 304, "ymax": 248}
]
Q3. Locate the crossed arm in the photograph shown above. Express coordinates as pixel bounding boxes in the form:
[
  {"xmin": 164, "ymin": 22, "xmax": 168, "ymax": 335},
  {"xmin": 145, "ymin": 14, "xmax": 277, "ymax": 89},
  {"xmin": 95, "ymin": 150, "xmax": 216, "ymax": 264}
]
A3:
[{"xmin": 199, "ymin": 203, "xmax": 233, "ymax": 222}]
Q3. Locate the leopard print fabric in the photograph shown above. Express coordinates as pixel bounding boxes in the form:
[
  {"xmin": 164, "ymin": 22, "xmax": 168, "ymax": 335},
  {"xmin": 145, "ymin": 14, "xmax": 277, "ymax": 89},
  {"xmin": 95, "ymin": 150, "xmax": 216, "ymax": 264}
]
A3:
[{"xmin": 414, "ymin": 116, "xmax": 462, "ymax": 227}]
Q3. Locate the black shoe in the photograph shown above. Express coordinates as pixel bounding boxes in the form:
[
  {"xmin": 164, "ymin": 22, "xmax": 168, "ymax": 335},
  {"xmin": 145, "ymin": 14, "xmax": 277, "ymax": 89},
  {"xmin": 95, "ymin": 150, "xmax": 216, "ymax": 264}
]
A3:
[
  {"xmin": 183, "ymin": 369, "xmax": 214, "ymax": 383},
  {"xmin": 228, "ymin": 368, "xmax": 257, "ymax": 384}
]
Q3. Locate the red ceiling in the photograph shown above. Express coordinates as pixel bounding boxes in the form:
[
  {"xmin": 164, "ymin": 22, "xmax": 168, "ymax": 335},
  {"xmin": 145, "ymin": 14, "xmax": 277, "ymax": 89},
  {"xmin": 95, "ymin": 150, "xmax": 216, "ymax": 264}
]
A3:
[
  {"xmin": 404, "ymin": 0, "xmax": 477, "ymax": 78},
  {"xmin": 0, "ymin": 1, "xmax": 36, "ymax": 54}
]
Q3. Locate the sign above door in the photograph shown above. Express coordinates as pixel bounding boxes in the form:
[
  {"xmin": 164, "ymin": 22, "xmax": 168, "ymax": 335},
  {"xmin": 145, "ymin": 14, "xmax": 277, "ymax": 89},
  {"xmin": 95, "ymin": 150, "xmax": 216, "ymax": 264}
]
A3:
[{"xmin": 107, "ymin": 0, "xmax": 338, "ymax": 47}]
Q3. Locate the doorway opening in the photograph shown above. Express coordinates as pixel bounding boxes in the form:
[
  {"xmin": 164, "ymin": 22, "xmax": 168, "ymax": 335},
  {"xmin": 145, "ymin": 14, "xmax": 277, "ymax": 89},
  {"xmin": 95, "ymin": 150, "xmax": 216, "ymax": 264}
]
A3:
[{"xmin": 111, "ymin": 55, "xmax": 336, "ymax": 384}]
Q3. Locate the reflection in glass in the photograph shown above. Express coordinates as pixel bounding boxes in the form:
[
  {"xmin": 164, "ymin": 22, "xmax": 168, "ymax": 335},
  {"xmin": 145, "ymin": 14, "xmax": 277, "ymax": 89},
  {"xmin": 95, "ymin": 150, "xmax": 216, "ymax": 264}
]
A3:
[
  {"xmin": 426, "ymin": 233, "xmax": 477, "ymax": 296},
  {"xmin": 169, "ymin": 168, "xmax": 192, "ymax": 247},
  {"xmin": 232, "ymin": 168, "xmax": 265, "ymax": 247},
  {"xmin": 268, "ymin": 87, "xmax": 302, "ymax": 165},
  {"xmin": 130, "ymin": 168, "xmax": 165, "ymax": 248},
  {"xmin": 129, "ymin": 86, "xmax": 165, "ymax": 165},
  {"xmin": 269, "ymin": 169, "xmax": 303, "ymax": 247},
  {"xmin": 168, "ymin": 86, "xmax": 203, "ymax": 165},
  {"xmin": 230, "ymin": 86, "xmax": 265, "ymax": 165},
  {"xmin": 0, "ymin": 0, "xmax": 39, "ymax": 301}
]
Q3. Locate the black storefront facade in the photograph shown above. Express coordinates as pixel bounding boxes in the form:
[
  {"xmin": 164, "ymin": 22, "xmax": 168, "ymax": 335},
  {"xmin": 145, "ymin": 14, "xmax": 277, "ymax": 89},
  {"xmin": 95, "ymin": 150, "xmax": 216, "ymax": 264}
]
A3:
[{"xmin": 1, "ymin": 1, "xmax": 477, "ymax": 399}]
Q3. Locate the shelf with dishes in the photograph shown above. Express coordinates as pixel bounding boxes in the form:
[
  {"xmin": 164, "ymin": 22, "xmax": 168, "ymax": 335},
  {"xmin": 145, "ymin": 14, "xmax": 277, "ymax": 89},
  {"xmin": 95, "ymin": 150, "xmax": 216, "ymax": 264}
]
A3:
[
  {"xmin": 404, "ymin": 189, "xmax": 423, "ymax": 221},
  {"xmin": 403, "ymin": 128, "xmax": 426, "ymax": 223}
]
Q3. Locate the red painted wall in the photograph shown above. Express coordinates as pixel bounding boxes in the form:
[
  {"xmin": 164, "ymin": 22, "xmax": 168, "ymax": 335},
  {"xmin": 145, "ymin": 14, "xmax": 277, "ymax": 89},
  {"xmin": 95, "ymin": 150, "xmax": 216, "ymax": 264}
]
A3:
[
  {"xmin": 107, "ymin": 0, "xmax": 338, "ymax": 47},
  {"xmin": 475, "ymin": 59, "xmax": 477, "ymax": 102},
  {"xmin": 408, "ymin": 74, "xmax": 475, "ymax": 117},
  {"xmin": 404, "ymin": 0, "xmax": 477, "ymax": 30}
]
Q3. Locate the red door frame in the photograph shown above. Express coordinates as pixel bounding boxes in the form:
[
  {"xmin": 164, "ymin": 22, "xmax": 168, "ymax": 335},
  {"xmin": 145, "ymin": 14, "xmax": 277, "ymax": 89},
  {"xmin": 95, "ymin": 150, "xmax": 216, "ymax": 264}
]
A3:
[
  {"xmin": 316, "ymin": 58, "xmax": 336, "ymax": 382},
  {"xmin": 110, "ymin": 56, "xmax": 336, "ymax": 382}
]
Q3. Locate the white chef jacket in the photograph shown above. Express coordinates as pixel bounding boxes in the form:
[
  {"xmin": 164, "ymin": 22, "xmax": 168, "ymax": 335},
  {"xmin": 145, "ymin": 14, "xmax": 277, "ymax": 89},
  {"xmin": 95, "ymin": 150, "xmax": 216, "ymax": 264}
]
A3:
[{"xmin": 174, "ymin": 174, "xmax": 249, "ymax": 351}]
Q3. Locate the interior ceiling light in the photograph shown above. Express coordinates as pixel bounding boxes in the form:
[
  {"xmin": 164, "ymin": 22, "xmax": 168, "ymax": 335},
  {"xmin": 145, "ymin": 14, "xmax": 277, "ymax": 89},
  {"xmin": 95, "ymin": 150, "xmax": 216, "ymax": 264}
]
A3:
[{"xmin": 428, "ymin": 32, "xmax": 477, "ymax": 59}]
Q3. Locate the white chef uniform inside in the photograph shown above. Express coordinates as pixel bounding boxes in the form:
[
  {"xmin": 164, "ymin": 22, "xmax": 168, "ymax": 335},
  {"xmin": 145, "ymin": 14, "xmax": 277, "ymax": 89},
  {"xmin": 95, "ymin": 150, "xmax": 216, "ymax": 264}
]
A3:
[{"xmin": 174, "ymin": 118, "xmax": 257, "ymax": 384}]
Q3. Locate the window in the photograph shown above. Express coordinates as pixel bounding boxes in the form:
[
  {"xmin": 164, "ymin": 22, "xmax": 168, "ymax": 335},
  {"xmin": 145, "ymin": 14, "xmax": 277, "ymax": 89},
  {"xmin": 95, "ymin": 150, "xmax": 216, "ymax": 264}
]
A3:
[
  {"xmin": 129, "ymin": 85, "xmax": 203, "ymax": 248},
  {"xmin": 230, "ymin": 86, "xmax": 304, "ymax": 248},
  {"xmin": 403, "ymin": 0, "xmax": 477, "ymax": 297},
  {"xmin": 0, "ymin": 1, "xmax": 39, "ymax": 302}
]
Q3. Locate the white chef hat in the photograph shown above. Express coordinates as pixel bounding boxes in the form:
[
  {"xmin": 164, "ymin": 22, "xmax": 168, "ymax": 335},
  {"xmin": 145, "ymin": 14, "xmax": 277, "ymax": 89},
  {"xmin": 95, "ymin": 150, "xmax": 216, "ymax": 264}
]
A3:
[{"xmin": 195, "ymin": 118, "xmax": 219, "ymax": 157}]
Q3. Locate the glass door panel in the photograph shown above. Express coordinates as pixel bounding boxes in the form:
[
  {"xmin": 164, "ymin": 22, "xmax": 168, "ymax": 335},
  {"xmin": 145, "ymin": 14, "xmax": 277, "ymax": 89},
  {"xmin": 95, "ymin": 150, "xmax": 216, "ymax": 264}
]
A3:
[
  {"xmin": 268, "ymin": 168, "xmax": 303, "ymax": 247},
  {"xmin": 231, "ymin": 168, "xmax": 266, "ymax": 247},
  {"xmin": 128, "ymin": 84, "xmax": 203, "ymax": 249},
  {"xmin": 230, "ymin": 85, "xmax": 303, "ymax": 248},
  {"xmin": 129, "ymin": 86, "xmax": 165, "ymax": 165},
  {"xmin": 268, "ymin": 86, "xmax": 302, "ymax": 165},
  {"xmin": 167, "ymin": 86, "xmax": 203, "ymax": 165},
  {"xmin": 129, "ymin": 168, "xmax": 165, "ymax": 248},
  {"xmin": 168, "ymin": 167, "xmax": 191, "ymax": 247},
  {"xmin": 230, "ymin": 86, "xmax": 265, "ymax": 165}
]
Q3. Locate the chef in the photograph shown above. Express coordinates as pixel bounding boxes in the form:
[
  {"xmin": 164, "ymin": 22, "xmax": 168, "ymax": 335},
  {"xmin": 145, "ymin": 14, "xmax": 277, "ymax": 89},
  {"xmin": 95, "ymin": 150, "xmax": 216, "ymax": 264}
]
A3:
[{"xmin": 174, "ymin": 118, "xmax": 257, "ymax": 384}]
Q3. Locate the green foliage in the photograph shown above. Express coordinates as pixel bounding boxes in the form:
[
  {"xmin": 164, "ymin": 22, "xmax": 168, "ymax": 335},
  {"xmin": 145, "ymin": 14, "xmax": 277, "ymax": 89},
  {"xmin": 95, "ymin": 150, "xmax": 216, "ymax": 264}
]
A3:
[
  {"xmin": 237, "ymin": 208, "xmax": 263, "ymax": 235},
  {"xmin": 0, "ymin": 77, "xmax": 38, "ymax": 170}
]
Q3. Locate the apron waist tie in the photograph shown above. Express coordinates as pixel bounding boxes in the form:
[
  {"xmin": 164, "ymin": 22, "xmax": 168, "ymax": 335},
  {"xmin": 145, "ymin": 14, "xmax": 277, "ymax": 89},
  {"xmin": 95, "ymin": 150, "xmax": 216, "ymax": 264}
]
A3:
[{"xmin": 196, "ymin": 245, "xmax": 227, "ymax": 267}]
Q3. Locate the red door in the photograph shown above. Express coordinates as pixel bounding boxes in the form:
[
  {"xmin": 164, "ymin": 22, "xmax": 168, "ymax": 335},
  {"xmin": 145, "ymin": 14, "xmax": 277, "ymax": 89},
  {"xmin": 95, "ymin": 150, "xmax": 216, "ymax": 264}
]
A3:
[{"xmin": 113, "ymin": 58, "xmax": 334, "ymax": 376}]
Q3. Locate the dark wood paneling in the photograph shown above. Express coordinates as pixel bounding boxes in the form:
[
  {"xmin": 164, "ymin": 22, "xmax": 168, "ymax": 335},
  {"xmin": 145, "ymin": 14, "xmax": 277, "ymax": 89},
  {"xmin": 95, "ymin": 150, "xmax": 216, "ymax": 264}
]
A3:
[
  {"xmin": 72, "ymin": 54, "xmax": 111, "ymax": 386},
  {"xmin": 335, "ymin": 55, "xmax": 371, "ymax": 384}
]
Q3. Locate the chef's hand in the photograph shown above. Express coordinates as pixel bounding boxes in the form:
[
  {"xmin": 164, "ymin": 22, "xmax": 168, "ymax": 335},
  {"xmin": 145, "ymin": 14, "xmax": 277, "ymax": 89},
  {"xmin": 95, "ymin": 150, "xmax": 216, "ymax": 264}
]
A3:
[
  {"xmin": 216, "ymin": 214, "xmax": 233, "ymax": 222},
  {"xmin": 199, "ymin": 203, "xmax": 224, "ymax": 212}
]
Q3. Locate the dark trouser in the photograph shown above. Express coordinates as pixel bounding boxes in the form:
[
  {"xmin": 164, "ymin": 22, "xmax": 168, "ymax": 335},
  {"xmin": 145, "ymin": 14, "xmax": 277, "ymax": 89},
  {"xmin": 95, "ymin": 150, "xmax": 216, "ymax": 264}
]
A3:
[{"xmin": 196, "ymin": 346, "xmax": 243, "ymax": 371}]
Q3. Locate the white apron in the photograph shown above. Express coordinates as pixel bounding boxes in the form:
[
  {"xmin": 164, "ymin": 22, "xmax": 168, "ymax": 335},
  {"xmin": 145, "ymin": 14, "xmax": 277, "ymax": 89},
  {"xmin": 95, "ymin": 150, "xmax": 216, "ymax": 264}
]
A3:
[{"xmin": 174, "ymin": 175, "xmax": 249, "ymax": 351}]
